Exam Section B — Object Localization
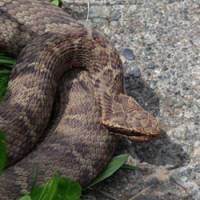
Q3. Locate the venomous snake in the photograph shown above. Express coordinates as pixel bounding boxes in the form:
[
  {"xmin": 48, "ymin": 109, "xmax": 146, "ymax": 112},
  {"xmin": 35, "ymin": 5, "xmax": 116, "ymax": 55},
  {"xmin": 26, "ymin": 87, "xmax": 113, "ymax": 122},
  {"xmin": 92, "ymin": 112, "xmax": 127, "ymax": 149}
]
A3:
[{"xmin": 0, "ymin": 0, "xmax": 160, "ymax": 199}]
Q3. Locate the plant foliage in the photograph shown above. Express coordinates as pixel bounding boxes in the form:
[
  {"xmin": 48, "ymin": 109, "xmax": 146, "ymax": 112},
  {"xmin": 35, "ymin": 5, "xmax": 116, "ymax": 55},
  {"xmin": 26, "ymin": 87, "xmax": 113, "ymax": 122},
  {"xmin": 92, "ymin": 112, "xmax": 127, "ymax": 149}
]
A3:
[
  {"xmin": 0, "ymin": 130, "xmax": 6, "ymax": 174},
  {"xmin": 19, "ymin": 175, "xmax": 81, "ymax": 200},
  {"xmin": 51, "ymin": 0, "xmax": 62, "ymax": 7},
  {"xmin": 89, "ymin": 154, "xmax": 129, "ymax": 187}
]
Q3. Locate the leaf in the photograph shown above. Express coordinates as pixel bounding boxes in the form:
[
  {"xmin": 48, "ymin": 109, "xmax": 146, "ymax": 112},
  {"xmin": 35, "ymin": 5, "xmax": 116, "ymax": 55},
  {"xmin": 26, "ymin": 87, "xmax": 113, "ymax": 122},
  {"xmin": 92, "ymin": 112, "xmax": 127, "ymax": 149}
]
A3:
[
  {"xmin": 55, "ymin": 177, "xmax": 81, "ymax": 200},
  {"xmin": 89, "ymin": 154, "xmax": 129, "ymax": 187},
  {"xmin": 51, "ymin": 0, "xmax": 62, "ymax": 7},
  {"xmin": 0, "ymin": 52, "xmax": 14, "ymax": 100},
  {"xmin": 18, "ymin": 195, "xmax": 32, "ymax": 200},
  {"xmin": 0, "ymin": 130, "xmax": 7, "ymax": 174},
  {"xmin": 0, "ymin": 73, "xmax": 10, "ymax": 101},
  {"xmin": 122, "ymin": 164, "xmax": 137, "ymax": 171},
  {"xmin": 0, "ymin": 52, "xmax": 16, "ymax": 67},
  {"xmin": 0, "ymin": 69, "xmax": 11, "ymax": 75},
  {"xmin": 31, "ymin": 178, "xmax": 58, "ymax": 200},
  {"xmin": 0, "ymin": 57, "xmax": 16, "ymax": 65},
  {"xmin": 29, "ymin": 175, "xmax": 81, "ymax": 200}
]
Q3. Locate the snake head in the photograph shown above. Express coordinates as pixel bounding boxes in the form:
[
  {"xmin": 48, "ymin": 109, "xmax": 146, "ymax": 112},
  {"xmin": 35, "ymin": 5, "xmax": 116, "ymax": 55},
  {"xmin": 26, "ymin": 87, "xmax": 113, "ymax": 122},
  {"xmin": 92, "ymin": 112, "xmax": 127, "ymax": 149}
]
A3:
[{"xmin": 102, "ymin": 94, "xmax": 160, "ymax": 142}]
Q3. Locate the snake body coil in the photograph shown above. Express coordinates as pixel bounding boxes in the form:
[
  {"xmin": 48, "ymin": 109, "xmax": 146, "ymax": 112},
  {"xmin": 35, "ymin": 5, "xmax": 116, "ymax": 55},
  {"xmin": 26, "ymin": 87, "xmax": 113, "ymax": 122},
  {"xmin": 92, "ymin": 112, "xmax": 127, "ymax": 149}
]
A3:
[{"xmin": 0, "ymin": 0, "xmax": 160, "ymax": 199}]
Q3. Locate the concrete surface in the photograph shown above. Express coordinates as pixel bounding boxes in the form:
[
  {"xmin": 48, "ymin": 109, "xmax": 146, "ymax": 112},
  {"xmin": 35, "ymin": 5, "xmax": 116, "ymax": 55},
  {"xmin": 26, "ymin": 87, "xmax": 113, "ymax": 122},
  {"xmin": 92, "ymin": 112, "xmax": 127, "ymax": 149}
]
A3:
[{"xmin": 63, "ymin": 1, "xmax": 200, "ymax": 199}]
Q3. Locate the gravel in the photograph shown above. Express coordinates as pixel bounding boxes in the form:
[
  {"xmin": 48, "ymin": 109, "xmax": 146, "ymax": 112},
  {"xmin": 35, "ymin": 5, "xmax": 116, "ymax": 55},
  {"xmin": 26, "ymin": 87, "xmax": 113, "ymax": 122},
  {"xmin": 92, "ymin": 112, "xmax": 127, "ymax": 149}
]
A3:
[
  {"xmin": 63, "ymin": 1, "xmax": 200, "ymax": 199},
  {"xmin": 122, "ymin": 48, "xmax": 135, "ymax": 61}
]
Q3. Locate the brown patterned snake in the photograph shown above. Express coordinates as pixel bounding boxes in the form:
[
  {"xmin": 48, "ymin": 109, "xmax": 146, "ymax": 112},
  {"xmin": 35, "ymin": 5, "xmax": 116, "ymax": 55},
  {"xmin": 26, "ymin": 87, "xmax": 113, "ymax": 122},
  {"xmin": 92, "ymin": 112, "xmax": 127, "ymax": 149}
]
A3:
[{"xmin": 0, "ymin": 0, "xmax": 160, "ymax": 199}]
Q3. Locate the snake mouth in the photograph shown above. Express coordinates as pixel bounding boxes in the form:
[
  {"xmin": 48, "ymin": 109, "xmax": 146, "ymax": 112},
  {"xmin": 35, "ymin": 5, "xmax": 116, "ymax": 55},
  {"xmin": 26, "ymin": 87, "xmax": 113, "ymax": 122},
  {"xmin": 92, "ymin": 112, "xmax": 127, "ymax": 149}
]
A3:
[
  {"xmin": 110, "ymin": 126, "xmax": 160, "ymax": 142},
  {"xmin": 102, "ymin": 115, "xmax": 160, "ymax": 142},
  {"xmin": 127, "ymin": 132, "xmax": 159, "ymax": 142}
]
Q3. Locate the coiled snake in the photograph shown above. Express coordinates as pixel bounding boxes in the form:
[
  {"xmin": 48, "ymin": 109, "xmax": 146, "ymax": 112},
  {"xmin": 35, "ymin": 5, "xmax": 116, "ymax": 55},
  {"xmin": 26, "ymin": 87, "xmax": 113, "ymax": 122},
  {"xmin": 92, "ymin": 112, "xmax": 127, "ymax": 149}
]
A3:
[{"xmin": 0, "ymin": 0, "xmax": 160, "ymax": 199}]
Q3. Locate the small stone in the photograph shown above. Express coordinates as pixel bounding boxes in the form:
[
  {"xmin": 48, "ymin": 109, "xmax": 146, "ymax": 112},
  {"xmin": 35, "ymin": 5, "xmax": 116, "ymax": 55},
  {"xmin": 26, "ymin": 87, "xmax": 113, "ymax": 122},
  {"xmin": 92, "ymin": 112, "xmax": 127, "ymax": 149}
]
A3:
[
  {"xmin": 128, "ymin": 66, "xmax": 141, "ymax": 78},
  {"xmin": 122, "ymin": 48, "xmax": 135, "ymax": 60}
]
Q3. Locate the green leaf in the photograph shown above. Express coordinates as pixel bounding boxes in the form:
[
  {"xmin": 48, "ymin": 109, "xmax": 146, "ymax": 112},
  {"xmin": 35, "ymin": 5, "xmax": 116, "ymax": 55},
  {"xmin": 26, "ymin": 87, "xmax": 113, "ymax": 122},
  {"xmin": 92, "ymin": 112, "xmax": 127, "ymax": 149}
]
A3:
[
  {"xmin": 0, "ymin": 130, "xmax": 7, "ymax": 174},
  {"xmin": 51, "ymin": 0, "xmax": 62, "ymax": 7},
  {"xmin": 0, "ymin": 52, "xmax": 14, "ymax": 100},
  {"xmin": 29, "ymin": 175, "xmax": 81, "ymax": 200},
  {"xmin": 0, "ymin": 52, "xmax": 16, "ymax": 67},
  {"xmin": 31, "ymin": 178, "xmax": 57, "ymax": 200},
  {"xmin": 0, "ymin": 69, "xmax": 11, "ymax": 75},
  {"xmin": 122, "ymin": 164, "xmax": 137, "ymax": 171},
  {"xmin": 89, "ymin": 154, "xmax": 129, "ymax": 187},
  {"xmin": 18, "ymin": 195, "xmax": 32, "ymax": 200},
  {"xmin": 0, "ymin": 73, "xmax": 10, "ymax": 101},
  {"xmin": 0, "ymin": 57, "xmax": 16, "ymax": 65},
  {"xmin": 55, "ymin": 177, "xmax": 81, "ymax": 200}
]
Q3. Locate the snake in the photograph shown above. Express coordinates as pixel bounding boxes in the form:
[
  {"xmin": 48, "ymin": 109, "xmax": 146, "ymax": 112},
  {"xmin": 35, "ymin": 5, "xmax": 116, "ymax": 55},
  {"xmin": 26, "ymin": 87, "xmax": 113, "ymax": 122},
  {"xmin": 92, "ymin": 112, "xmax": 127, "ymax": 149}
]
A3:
[{"xmin": 0, "ymin": 0, "xmax": 160, "ymax": 199}]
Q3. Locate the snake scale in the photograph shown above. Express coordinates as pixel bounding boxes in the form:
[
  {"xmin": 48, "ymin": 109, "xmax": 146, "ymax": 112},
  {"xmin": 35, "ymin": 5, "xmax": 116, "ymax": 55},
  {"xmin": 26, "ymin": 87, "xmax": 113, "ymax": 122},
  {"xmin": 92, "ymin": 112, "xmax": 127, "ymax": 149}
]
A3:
[{"xmin": 0, "ymin": 0, "xmax": 160, "ymax": 199}]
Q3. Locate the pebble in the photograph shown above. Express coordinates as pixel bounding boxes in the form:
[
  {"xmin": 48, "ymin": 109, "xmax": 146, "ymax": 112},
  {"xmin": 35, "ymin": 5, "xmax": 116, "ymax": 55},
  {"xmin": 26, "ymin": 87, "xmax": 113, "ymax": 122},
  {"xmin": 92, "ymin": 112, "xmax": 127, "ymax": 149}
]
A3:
[{"xmin": 122, "ymin": 48, "xmax": 135, "ymax": 60}]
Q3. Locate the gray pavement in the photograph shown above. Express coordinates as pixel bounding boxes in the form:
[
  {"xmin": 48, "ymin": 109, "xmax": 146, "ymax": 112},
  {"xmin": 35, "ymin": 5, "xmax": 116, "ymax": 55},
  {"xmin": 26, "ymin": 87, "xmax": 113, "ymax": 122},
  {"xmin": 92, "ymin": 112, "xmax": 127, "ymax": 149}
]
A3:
[{"xmin": 63, "ymin": 1, "xmax": 200, "ymax": 199}]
